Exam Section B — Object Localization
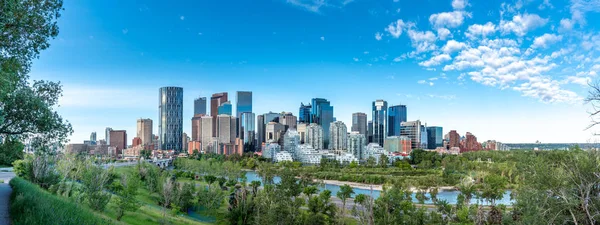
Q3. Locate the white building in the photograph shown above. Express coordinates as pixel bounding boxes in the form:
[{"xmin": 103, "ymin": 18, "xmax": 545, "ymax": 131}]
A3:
[
  {"xmin": 275, "ymin": 151, "xmax": 293, "ymax": 162},
  {"xmin": 348, "ymin": 132, "xmax": 366, "ymax": 160},
  {"xmin": 306, "ymin": 123, "xmax": 324, "ymax": 150},
  {"xmin": 365, "ymin": 143, "xmax": 393, "ymax": 165},
  {"xmin": 297, "ymin": 123, "xmax": 308, "ymax": 144},
  {"xmin": 283, "ymin": 129, "xmax": 300, "ymax": 159},
  {"xmin": 297, "ymin": 144, "xmax": 323, "ymax": 164},
  {"xmin": 336, "ymin": 153, "xmax": 359, "ymax": 164},
  {"xmin": 329, "ymin": 121, "xmax": 348, "ymax": 151},
  {"xmin": 263, "ymin": 142, "xmax": 281, "ymax": 160}
]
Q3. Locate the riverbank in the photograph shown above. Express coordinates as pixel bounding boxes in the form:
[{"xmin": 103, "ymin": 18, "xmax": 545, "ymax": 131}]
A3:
[{"xmin": 319, "ymin": 179, "xmax": 456, "ymax": 193}]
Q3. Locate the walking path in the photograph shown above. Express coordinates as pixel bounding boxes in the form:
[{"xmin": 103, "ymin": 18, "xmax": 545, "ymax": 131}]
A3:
[{"xmin": 0, "ymin": 169, "xmax": 16, "ymax": 225}]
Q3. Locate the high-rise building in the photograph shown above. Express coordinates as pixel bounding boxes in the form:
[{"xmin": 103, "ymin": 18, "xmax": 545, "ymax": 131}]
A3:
[
  {"xmin": 348, "ymin": 132, "xmax": 366, "ymax": 160},
  {"xmin": 306, "ymin": 123, "xmax": 324, "ymax": 150},
  {"xmin": 384, "ymin": 136, "xmax": 412, "ymax": 154},
  {"xmin": 400, "ymin": 120, "xmax": 421, "ymax": 150},
  {"xmin": 191, "ymin": 114, "xmax": 203, "ymax": 141},
  {"xmin": 90, "ymin": 132, "xmax": 97, "ymax": 142},
  {"xmin": 217, "ymin": 115, "xmax": 236, "ymax": 146},
  {"xmin": 279, "ymin": 112, "xmax": 297, "ymax": 131},
  {"xmin": 310, "ymin": 98, "xmax": 334, "ymax": 149},
  {"xmin": 420, "ymin": 125, "xmax": 428, "ymax": 149},
  {"xmin": 448, "ymin": 130, "xmax": 460, "ymax": 148},
  {"xmin": 256, "ymin": 115, "xmax": 265, "ymax": 148},
  {"xmin": 351, "ymin": 112, "xmax": 368, "ymax": 136},
  {"xmin": 182, "ymin": 132, "xmax": 189, "ymax": 151},
  {"xmin": 264, "ymin": 112, "xmax": 280, "ymax": 124},
  {"xmin": 236, "ymin": 91, "xmax": 252, "ymax": 118},
  {"xmin": 283, "ymin": 129, "xmax": 300, "ymax": 158},
  {"xmin": 201, "ymin": 115, "xmax": 213, "ymax": 152},
  {"xmin": 367, "ymin": 121, "xmax": 373, "ymax": 143},
  {"xmin": 298, "ymin": 103, "xmax": 311, "ymax": 123},
  {"xmin": 240, "ymin": 112, "xmax": 256, "ymax": 147},
  {"xmin": 427, "ymin": 126, "xmax": 443, "ymax": 149},
  {"xmin": 297, "ymin": 123, "xmax": 308, "ymax": 144},
  {"xmin": 372, "ymin": 99, "xmax": 388, "ymax": 146},
  {"xmin": 137, "ymin": 118, "xmax": 152, "ymax": 146},
  {"xmin": 159, "ymin": 87, "xmax": 183, "ymax": 151},
  {"xmin": 105, "ymin": 127, "xmax": 113, "ymax": 145},
  {"xmin": 388, "ymin": 105, "xmax": 407, "ymax": 137},
  {"xmin": 461, "ymin": 132, "xmax": 483, "ymax": 152},
  {"xmin": 217, "ymin": 101, "xmax": 232, "ymax": 116},
  {"xmin": 210, "ymin": 92, "xmax": 228, "ymax": 135},
  {"xmin": 194, "ymin": 97, "xmax": 207, "ymax": 115},
  {"xmin": 109, "ymin": 130, "xmax": 127, "ymax": 154},
  {"xmin": 266, "ymin": 122, "xmax": 285, "ymax": 143},
  {"xmin": 329, "ymin": 121, "xmax": 348, "ymax": 151}
]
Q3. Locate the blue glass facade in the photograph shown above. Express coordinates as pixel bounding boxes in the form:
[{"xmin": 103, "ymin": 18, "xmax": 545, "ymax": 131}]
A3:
[
  {"xmin": 217, "ymin": 101, "xmax": 232, "ymax": 115},
  {"xmin": 299, "ymin": 103, "xmax": 311, "ymax": 123},
  {"xmin": 159, "ymin": 87, "xmax": 183, "ymax": 151},
  {"xmin": 310, "ymin": 98, "xmax": 334, "ymax": 149},
  {"xmin": 240, "ymin": 112, "xmax": 255, "ymax": 146},
  {"xmin": 372, "ymin": 100, "xmax": 387, "ymax": 147},
  {"xmin": 388, "ymin": 105, "xmax": 407, "ymax": 137},
  {"xmin": 236, "ymin": 91, "xmax": 252, "ymax": 118},
  {"xmin": 420, "ymin": 125, "xmax": 428, "ymax": 149},
  {"xmin": 427, "ymin": 126, "xmax": 443, "ymax": 149},
  {"xmin": 194, "ymin": 97, "xmax": 206, "ymax": 115}
]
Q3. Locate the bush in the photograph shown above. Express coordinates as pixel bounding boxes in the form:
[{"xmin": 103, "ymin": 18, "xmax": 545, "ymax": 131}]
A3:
[{"xmin": 9, "ymin": 177, "xmax": 112, "ymax": 225}]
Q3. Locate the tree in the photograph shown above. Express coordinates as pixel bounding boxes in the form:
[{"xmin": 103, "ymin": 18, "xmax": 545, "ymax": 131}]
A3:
[
  {"xmin": 366, "ymin": 156, "xmax": 377, "ymax": 168},
  {"xmin": 81, "ymin": 162, "xmax": 112, "ymax": 211},
  {"xmin": 337, "ymin": 184, "xmax": 354, "ymax": 221},
  {"xmin": 113, "ymin": 173, "xmax": 141, "ymax": 221},
  {"xmin": 204, "ymin": 175, "xmax": 217, "ymax": 188},
  {"xmin": 303, "ymin": 186, "xmax": 318, "ymax": 198},
  {"xmin": 0, "ymin": 137, "xmax": 24, "ymax": 166},
  {"xmin": 250, "ymin": 180, "xmax": 261, "ymax": 196},
  {"xmin": 457, "ymin": 177, "xmax": 476, "ymax": 208},
  {"xmin": 352, "ymin": 194, "xmax": 375, "ymax": 225},
  {"xmin": 378, "ymin": 154, "xmax": 389, "ymax": 167}
]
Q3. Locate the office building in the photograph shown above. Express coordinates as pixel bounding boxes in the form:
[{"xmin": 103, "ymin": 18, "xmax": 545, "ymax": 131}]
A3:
[
  {"xmin": 299, "ymin": 103, "xmax": 311, "ymax": 123},
  {"xmin": 351, "ymin": 112, "xmax": 368, "ymax": 136},
  {"xmin": 266, "ymin": 122, "xmax": 285, "ymax": 143},
  {"xmin": 109, "ymin": 130, "xmax": 127, "ymax": 154},
  {"xmin": 132, "ymin": 137, "xmax": 142, "ymax": 147},
  {"xmin": 283, "ymin": 129, "xmax": 300, "ymax": 158},
  {"xmin": 306, "ymin": 123, "xmax": 324, "ymax": 150},
  {"xmin": 372, "ymin": 99, "xmax": 388, "ymax": 146},
  {"xmin": 348, "ymin": 132, "xmax": 366, "ymax": 160},
  {"xmin": 384, "ymin": 136, "xmax": 412, "ymax": 154},
  {"xmin": 297, "ymin": 123, "xmax": 308, "ymax": 144},
  {"xmin": 137, "ymin": 118, "xmax": 152, "ymax": 146},
  {"xmin": 191, "ymin": 114, "xmax": 203, "ymax": 141},
  {"xmin": 420, "ymin": 125, "xmax": 428, "ymax": 149},
  {"xmin": 217, "ymin": 101, "xmax": 232, "ymax": 116},
  {"xmin": 240, "ymin": 112, "xmax": 256, "ymax": 147},
  {"xmin": 256, "ymin": 115, "xmax": 265, "ymax": 148},
  {"xmin": 279, "ymin": 112, "xmax": 297, "ymax": 131},
  {"xmin": 201, "ymin": 115, "xmax": 214, "ymax": 152},
  {"xmin": 210, "ymin": 92, "xmax": 228, "ymax": 134},
  {"xmin": 367, "ymin": 121, "xmax": 373, "ymax": 143},
  {"xmin": 461, "ymin": 132, "xmax": 483, "ymax": 152},
  {"xmin": 105, "ymin": 127, "xmax": 113, "ymax": 145},
  {"xmin": 90, "ymin": 132, "xmax": 97, "ymax": 142},
  {"xmin": 400, "ymin": 120, "xmax": 421, "ymax": 150},
  {"xmin": 329, "ymin": 121, "xmax": 348, "ymax": 151},
  {"xmin": 236, "ymin": 91, "xmax": 252, "ymax": 117},
  {"xmin": 448, "ymin": 130, "xmax": 460, "ymax": 148},
  {"xmin": 427, "ymin": 126, "xmax": 443, "ymax": 149},
  {"xmin": 388, "ymin": 105, "xmax": 407, "ymax": 136},
  {"xmin": 310, "ymin": 98, "xmax": 334, "ymax": 149},
  {"xmin": 194, "ymin": 97, "xmax": 207, "ymax": 115},
  {"xmin": 159, "ymin": 86, "xmax": 183, "ymax": 151},
  {"xmin": 217, "ymin": 115, "xmax": 236, "ymax": 146},
  {"xmin": 182, "ymin": 133, "xmax": 189, "ymax": 151}
]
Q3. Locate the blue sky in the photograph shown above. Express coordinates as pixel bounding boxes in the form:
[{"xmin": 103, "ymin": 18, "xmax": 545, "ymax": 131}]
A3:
[{"xmin": 29, "ymin": 0, "xmax": 600, "ymax": 144}]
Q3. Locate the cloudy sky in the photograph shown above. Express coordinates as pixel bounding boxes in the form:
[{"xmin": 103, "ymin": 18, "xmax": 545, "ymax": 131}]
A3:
[{"xmin": 29, "ymin": 0, "xmax": 600, "ymax": 144}]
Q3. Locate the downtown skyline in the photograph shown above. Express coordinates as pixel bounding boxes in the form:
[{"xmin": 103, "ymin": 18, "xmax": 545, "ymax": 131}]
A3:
[{"xmin": 26, "ymin": 0, "xmax": 600, "ymax": 144}]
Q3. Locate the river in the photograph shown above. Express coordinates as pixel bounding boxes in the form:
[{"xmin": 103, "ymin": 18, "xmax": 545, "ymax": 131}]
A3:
[{"xmin": 244, "ymin": 171, "xmax": 513, "ymax": 205}]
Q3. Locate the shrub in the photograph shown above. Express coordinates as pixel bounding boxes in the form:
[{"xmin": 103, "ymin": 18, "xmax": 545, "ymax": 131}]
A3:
[{"xmin": 9, "ymin": 177, "xmax": 112, "ymax": 225}]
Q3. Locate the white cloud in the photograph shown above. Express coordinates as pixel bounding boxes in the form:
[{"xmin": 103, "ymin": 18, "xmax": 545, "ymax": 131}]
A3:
[
  {"xmin": 429, "ymin": 11, "xmax": 465, "ymax": 29},
  {"xmin": 437, "ymin": 28, "xmax": 452, "ymax": 40},
  {"xmin": 180, "ymin": 16, "xmax": 185, "ymax": 20},
  {"xmin": 559, "ymin": 18, "xmax": 574, "ymax": 32},
  {"xmin": 442, "ymin": 40, "xmax": 468, "ymax": 54},
  {"xmin": 499, "ymin": 13, "xmax": 548, "ymax": 36},
  {"xmin": 285, "ymin": 0, "xmax": 356, "ymax": 13},
  {"xmin": 353, "ymin": 57, "xmax": 359, "ymax": 62},
  {"xmin": 363, "ymin": 51, "xmax": 369, "ymax": 54},
  {"xmin": 407, "ymin": 29, "xmax": 437, "ymax": 53},
  {"xmin": 513, "ymin": 78, "xmax": 582, "ymax": 103},
  {"xmin": 565, "ymin": 76, "xmax": 591, "ymax": 86},
  {"xmin": 385, "ymin": 19, "xmax": 412, "ymax": 38},
  {"xmin": 569, "ymin": 0, "xmax": 600, "ymax": 25},
  {"xmin": 320, "ymin": 36, "xmax": 325, "ymax": 41},
  {"xmin": 452, "ymin": 0, "xmax": 468, "ymax": 10},
  {"xmin": 419, "ymin": 54, "xmax": 452, "ymax": 67},
  {"xmin": 531, "ymin": 33, "xmax": 563, "ymax": 49},
  {"xmin": 393, "ymin": 56, "xmax": 404, "ymax": 62},
  {"xmin": 428, "ymin": 94, "xmax": 456, "ymax": 100},
  {"xmin": 465, "ymin": 22, "xmax": 496, "ymax": 39},
  {"xmin": 417, "ymin": 80, "xmax": 427, "ymax": 84},
  {"xmin": 375, "ymin": 32, "xmax": 383, "ymax": 40}
]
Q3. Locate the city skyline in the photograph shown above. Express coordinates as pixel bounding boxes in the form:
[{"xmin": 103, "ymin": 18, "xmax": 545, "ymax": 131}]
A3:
[{"xmin": 29, "ymin": 0, "xmax": 600, "ymax": 144}]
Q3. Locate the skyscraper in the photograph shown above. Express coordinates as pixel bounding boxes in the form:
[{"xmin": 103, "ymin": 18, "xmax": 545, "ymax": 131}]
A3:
[
  {"xmin": 427, "ymin": 126, "xmax": 443, "ymax": 149},
  {"xmin": 256, "ymin": 115, "xmax": 265, "ymax": 148},
  {"xmin": 240, "ymin": 112, "xmax": 256, "ymax": 148},
  {"xmin": 351, "ymin": 112, "xmax": 367, "ymax": 136},
  {"xmin": 400, "ymin": 120, "xmax": 422, "ymax": 150},
  {"xmin": 298, "ymin": 103, "xmax": 311, "ymax": 123},
  {"xmin": 194, "ymin": 97, "xmax": 207, "ymax": 115},
  {"xmin": 105, "ymin": 127, "xmax": 113, "ymax": 144},
  {"xmin": 297, "ymin": 123, "xmax": 307, "ymax": 144},
  {"xmin": 310, "ymin": 98, "xmax": 334, "ymax": 149},
  {"xmin": 329, "ymin": 121, "xmax": 348, "ymax": 151},
  {"xmin": 367, "ymin": 121, "xmax": 373, "ymax": 143},
  {"xmin": 306, "ymin": 123, "xmax": 324, "ymax": 150},
  {"xmin": 420, "ymin": 125, "xmax": 428, "ymax": 149},
  {"xmin": 159, "ymin": 87, "xmax": 183, "ymax": 151},
  {"xmin": 279, "ymin": 112, "xmax": 297, "ymax": 131},
  {"xmin": 348, "ymin": 132, "xmax": 366, "ymax": 160},
  {"xmin": 109, "ymin": 130, "xmax": 127, "ymax": 154},
  {"xmin": 90, "ymin": 132, "xmax": 97, "ymax": 142},
  {"xmin": 210, "ymin": 92, "xmax": 228, "ymax": 135},
  {"xmin": 217, "ymin": 101, "xmax": 232, "ymax": 115},
  {"xmin": 191, "ymin": 114, "xmax": 203, "ymax": 141},
  {"xmin": 217, "ymin": 115, "xmax": 236, "ymax": 145},
  {"xmin": 372, "ymin": 100, "xmax": 388, "ymax": 146},
  {"xmin": 283, "ymin": 129, "xmax": 300, "ymax": 158},
  {"xmin": 388, "ymin": 105, "xmax": 407, "ymax": 136},
  {"xmin": 201, "ymin": 115, "xmax": 213, "ymax": 152},
  {"xmin": 448, "ymin": 130, "xmax": 460, "ymax": 148},
  {"xmin": 266, "ymin": 122, "xmax": 285, "ymax": 143},
  {"xmin": 137, "ymin": 118, "xmax": 152, "ymax": 146},
  {"xmin": 236, "ymin": 91, "xmax": 252, "ymax": 118}
]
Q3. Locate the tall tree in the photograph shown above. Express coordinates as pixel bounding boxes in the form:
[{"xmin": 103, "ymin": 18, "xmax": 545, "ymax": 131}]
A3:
[
  {"xmin": 113, "ymin": 172, "xmax": 141, "ymax": 221},
  {"xmin": 337, "ymin": 184, "xmax": 354, "ymax": 222}
]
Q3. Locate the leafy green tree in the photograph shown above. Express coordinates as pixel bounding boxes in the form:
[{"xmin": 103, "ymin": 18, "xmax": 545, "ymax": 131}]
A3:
[
  {"xmin": 303, "ymin": 186, "xmax": 318, "ymax": 197},
  {"xmin": 378, "ymin": 154, "xmax": 389, "ymax": 167},
  {"xmin": 250, "ymin": 180, "xmax": 261, "ymax": 195},
  {"xmin": 429, "ymin": 187, "xmax": 439, "ymax": 204},
  {"xmin": 366, "ymin": 156, "xmax": 377, "ymax": 168},
  {"xmin": 81, "ymin": 163, "xmax": 112, "ymax": 211},
  {"xmin": 352, "ymin": 194, "xmax": 374, "ymax": 225},
  {"xmin": 204, "ymin": 175, "xmax": 217, "ymax": 188},
  {"xmin": 481, "ymin": 174, "xmax": 506, "ymax": 206},
  {"xmin": 177, "ymin": 182, "xmax": 196, "ymax": 212},
  {"xmin": 113, "ymin": 172, "xmax": 141, "ymax": 221},
  {"xmin": 337, "ymin": 184, "xmax": 354, "ymax": 220},
  {"xmin": 227, "ymin": 184, "xmax": 255, "ymax": 225},
  {"xmin": 197, "ymin": 183, "xmax": 226, "ymax": 215},
  {"xmin": 0, "ymin": 137, "xmax": 24, "ymax": 166},
  {"xmin": 305, "ymin": 189, "xmax": 338, "ymax": 225}
]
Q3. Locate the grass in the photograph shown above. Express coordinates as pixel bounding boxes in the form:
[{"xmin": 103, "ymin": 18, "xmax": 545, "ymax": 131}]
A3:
[{"xmin": 9, "ymin": 177, "xmax": 115, "ymax": 225}]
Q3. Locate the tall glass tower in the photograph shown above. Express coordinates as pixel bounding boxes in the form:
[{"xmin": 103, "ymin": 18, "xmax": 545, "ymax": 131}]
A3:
[
  {"xmin": 310, "ymin": 98, "xmax": 334, "ymax": 149},
  {"xmin": 159, "ymin": 87, "xmax": 183, "ymax": 151},
  {"xmin": 217, "ymin": 101, "xmax": 232, "ymax": 115},
  {"xmin": 388, "ymin": 105, "xmax": 407, "ymax": 136},
  {"xmin": 194, "ymin": 97, "xmax": 207, "ymax": 115},
  {"xmin": 427, "ymin": 126, "xmax": 443, "ymax": 149},
  {"xmin": 236, "ymin": 91, "xmax": 252, "ymax": 138},
  {"xmin": 298, "ymin": 103, "xmax": 311, "ymax": 123},
  {"xmin": 240, "ymin": 112, "xmax": 256, "ymax": 151},
  {"xmin": 372, "ymin": 99, "xmax": 388, "ymax": 147}
]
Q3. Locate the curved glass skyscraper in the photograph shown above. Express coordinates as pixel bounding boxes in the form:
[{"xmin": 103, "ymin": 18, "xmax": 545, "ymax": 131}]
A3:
[
  {"xmin": 159, "ymin": 87, "xmax": 183, "ymax": 151},
  {"xmin": 372, "ymin": 99, "xmax": 388, "ymax": 147}
]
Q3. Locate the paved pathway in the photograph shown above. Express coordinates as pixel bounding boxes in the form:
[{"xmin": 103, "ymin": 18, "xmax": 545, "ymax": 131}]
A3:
[{"xmin": 0, "ymin": 170, "xmax": 16, "ymax": 225}]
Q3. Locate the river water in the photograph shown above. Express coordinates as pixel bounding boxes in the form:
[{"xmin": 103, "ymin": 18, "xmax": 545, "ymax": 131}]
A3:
[{"xmin": 244, "ymin": 171, "xmax": 513, "ymax": 205}]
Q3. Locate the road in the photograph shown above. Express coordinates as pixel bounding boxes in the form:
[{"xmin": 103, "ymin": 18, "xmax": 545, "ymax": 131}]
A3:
[{"xmin": 0, "ymin": 169, "xmax": 16, "ymax": 225}]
